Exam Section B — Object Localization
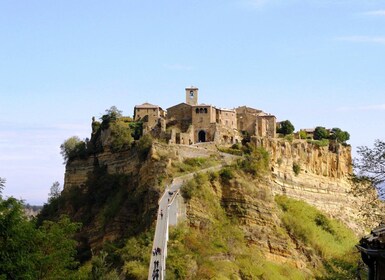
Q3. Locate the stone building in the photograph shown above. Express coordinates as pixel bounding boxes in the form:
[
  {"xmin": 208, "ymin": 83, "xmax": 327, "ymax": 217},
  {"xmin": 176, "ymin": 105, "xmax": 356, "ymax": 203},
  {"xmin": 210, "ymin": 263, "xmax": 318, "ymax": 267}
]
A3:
[
  {"xmin": 236, "ymin": 106, "xmax": 276, "ymax": 138},
  {"xmin": 135, "ymin": 86, "xmax": 277, "ymax": 145},
  {"xmin": 133, "ymin": 103, "xmax": 166, "ymax": 134}
]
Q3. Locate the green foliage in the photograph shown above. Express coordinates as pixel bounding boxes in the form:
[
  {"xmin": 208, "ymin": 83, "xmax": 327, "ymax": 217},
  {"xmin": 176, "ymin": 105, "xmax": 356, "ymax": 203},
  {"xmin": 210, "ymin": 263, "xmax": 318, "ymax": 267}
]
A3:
[
  {"xmin": 275, "ymin": 195, "xmax": 359, "ymax": 278},
  {"xmin": 219, "ymin": 167, "xmax": 234, "ymax": 183},
  {"xmin": 239, "ymin": 145, "xmax": 270, "ymax": 176},
  {"xmin": 119, "ymin": 232, "xmax": 153, "ymax": 279},
  {"xmin": 90, "ymin": 251, "xmax": 120, "ymax": 280},
  {"xmin": 308, "ymin": 139, "xmax": 330, "ymax": 147},
  {"xmin": 128, "ymin": 121, "xmax": 143, "ymax": 140},
  {"xmin": 277, "ymin": 120, "xmax": 295, "ymax": 135},
  {"xmin": 180, "ymin": 173, "xmax": 209, "ymax": 201},
  {"xmin": 299, "ymin": 130, "xmax": 307, "ymax": 139},
  {"xmin": 35, "ymin": 216, "xmax": 81, "ymax": 279},
  {"xmin": 284, "ymin": 134, "xmax": 294, "ymax": 142},
  {"xmin": 0, "ymin": 197, "xmax": 37, "ymax": 279},
  {"xmin": 329, "ymin": 127, "xmax": 350, "ymax": 143},
  {"xmin": 137, "ymin": 134, "xmax": 153, "ymax": 160},
  {"xmin": 293, "ymin": 162, "xmax": 301, "ymax": 176},
  {"xmin": 60, "ymin": 136, "xmax": 87, "ymax": 164},
  {"xmin": 172, "ymin": 157, "xmax": 219, "ymax": 175},
  {"xmin": 48, "ymin": 181, "xmax": 62, "ymax": 203},
  {"xmin": 109, "ymin": 120, "xmax": 133, "ymax": 152},
  {"xmin": 355, "ymin": 139, "xmax": 385, "ymax": 197},
  {"xmin": 314, "ymin": 126, "xmax": 330, "ymax": 140},
  {"xmin": 100, "ymin": 106, "xmax": 122, "ymax": 130},
  {"xmin": 0, "ymin": 185, "xmax": 81, "ymax": 280}
]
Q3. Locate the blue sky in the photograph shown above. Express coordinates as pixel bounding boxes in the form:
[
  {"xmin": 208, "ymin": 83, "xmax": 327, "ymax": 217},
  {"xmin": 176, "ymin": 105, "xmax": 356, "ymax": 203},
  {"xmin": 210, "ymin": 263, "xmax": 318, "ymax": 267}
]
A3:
[{"xmin": 1, "ymin": 0, "xmax": 384, "ymax": 204}]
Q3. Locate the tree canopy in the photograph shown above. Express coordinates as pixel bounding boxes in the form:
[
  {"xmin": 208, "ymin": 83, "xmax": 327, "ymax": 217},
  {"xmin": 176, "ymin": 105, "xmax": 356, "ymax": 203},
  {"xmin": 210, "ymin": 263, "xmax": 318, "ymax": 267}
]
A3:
[
  {"xmin": 329, "ymin": 128, "xmax": 350, "ymax": 143},
  {"xmin": 355, "ymin": 140, "xmax": 385, "ymax": 190},
  {"xmin": 277, "ymin": 120, "xmax": 295, "ymax": 135},
  {"xmin": 0, "ymin": 179, "xmax": 81, "ymax": 279},
  {"xmin": 60, "ymin": 136, "xmax": 87, "ymax": 164},
  {"xmin": 313, "ymin": 126, "xmax": 329, "ymax": 140}
]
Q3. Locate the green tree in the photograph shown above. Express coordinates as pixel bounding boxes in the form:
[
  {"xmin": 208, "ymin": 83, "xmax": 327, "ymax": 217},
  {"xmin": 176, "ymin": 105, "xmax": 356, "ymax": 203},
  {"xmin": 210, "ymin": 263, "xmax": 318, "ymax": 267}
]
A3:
[
  {"xmin": 0, "ymin": 180, "xmax": 81, "ymax": 279},
  {"xmin": 35, "ymin": 216, "xmax": 81, "ymax": 279},
  {"xmin": 105, "ymin": 106, "xmax": 123, "ymax": 119},
  {"xmin": 48, "ymin": 181, "xmax": 62, "ymax": 203},
  {"xmin": 329, "ymin": 128, "xmax": 350, "ymax": 143},
  {"xmin": 60, "ymin": 136, "xmax": 87, "ymax": 164},
  {"xmin": 355, "ymin": 140, "xmax": 385, "ymax": 197},
  {"xmin": 299, "ymin": 130, "xmax": 307, "ymax": 139},
  {"xmin": 101, "ymin": 106, "xmax": 123, "ymax": 129},
  {"xmin": 109, "ymin": 121, "xmax": 133, "ymax": 152},
  {"xmin": 90, "ymin": 251, "xmax": 119, "ymax": 280},
  {"xmin": 137, "ymin": 134, "xmax": 153, "ymax": 160},
  {"xmin": 277, "ymin": 120, "xmax": 295, "ymax": 135},
  {"xmin": 0, "ymin": 196, "xmax": 37, "ymax": 279},
  {"xmin": 314, "ymin": 126, "xmax": 329, "ymax": 140}
]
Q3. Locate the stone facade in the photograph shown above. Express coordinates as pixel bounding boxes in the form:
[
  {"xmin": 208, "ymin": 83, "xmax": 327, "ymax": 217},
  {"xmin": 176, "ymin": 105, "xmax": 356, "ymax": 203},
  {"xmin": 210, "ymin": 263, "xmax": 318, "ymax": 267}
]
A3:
[
  {"xmin": 134, "ymin": 103, "xmax": 166, "ymax": 134},
  {"xmin": 236, "ymin": 106, "xmax": 276, "ymax": 138},
  {"xmin": 134, "ymin": 87, "xmax": 277, "ymax": 145}
]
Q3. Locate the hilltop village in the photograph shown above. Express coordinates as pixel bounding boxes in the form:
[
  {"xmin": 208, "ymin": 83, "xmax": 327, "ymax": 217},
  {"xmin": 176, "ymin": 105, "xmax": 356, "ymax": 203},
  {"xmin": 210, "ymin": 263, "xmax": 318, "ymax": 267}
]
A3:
[{"xmin": 133, "ymin": 86, "xmax": 277, "ymax": 145}]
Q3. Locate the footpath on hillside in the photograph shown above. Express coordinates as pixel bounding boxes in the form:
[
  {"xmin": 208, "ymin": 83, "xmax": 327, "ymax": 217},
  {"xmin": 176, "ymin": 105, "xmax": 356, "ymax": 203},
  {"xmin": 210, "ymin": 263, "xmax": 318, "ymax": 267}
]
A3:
[{"xmin": 148, "ymin": 152, "xmax": 239, "ymax": 280}]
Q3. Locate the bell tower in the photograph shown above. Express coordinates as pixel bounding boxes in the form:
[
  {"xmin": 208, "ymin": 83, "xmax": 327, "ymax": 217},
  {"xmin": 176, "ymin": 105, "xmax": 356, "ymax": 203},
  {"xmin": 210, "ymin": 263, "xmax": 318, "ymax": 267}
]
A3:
[{"xmin": 185, "ymin": 86, "xmax": 198, "ymax": 106}]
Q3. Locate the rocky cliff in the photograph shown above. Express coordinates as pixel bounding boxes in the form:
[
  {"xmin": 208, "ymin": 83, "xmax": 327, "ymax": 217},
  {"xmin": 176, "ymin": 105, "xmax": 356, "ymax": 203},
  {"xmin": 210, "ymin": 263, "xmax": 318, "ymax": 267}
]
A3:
[{"xmin": 251, "ymin": 137, "xmax": 380, "ymax": 234}]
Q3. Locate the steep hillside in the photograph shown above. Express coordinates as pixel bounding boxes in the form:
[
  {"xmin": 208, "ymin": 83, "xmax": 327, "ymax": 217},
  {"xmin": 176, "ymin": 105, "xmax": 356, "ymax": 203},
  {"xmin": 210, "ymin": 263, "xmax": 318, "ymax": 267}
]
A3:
[
  {"xmin": 37, "ymin": 119, "xmax": 383, "ymax": 278},
  {"xmin": 163, "ymin": 168, "xmax": 361, "ymax": 279}
]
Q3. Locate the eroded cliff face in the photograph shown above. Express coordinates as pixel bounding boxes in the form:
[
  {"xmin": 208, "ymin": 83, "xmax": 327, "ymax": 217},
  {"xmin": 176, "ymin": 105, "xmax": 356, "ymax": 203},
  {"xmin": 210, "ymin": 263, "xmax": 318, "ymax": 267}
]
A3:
[
  {"xmin": 180, "ymin": 138, "xmax": 382, "ymax": 277},
  {"xmin": 253, "ymin": 137, "xmax": 379, "ymax": 234}
]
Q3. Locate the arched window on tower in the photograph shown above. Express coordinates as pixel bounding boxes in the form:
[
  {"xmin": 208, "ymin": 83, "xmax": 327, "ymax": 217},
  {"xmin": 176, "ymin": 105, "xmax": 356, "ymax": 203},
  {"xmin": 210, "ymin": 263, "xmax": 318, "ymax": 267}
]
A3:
[
  {"xmin": 204, "ymin": 108, "xmax": 208, "ymax": 114},
  {"xmin": 196, "ymin": 108, "xmax": 199, "ymax": 114},
  {"xmin": 200, "ymin": 108, "xmax": 204, "ymax": 113}
]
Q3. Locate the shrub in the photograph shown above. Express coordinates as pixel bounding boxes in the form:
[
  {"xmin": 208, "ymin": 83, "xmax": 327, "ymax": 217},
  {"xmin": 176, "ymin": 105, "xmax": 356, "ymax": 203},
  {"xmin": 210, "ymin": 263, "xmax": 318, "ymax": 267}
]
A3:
[
  {"xmin": 299, "ymin": 130, "xmax": 307, "ymax": 139},
  {"xmin": 109, "ymin": 121, "xmax": 133, "ymax": 152},
  {"xmin": 219, "ymin": 168, "xmax": 234, "ymax": 183},
  {"xmin": 293, "ymin": 162, "xmax": 301, "ymax": 176},
  {"xmin": 239, "ymin": 146, "xmax": 270, "ymax": 176},
  {"xmin": 314, "ymin": 126, "xmax": 329, "ymax": 140},
  {"xmin": 60, "ymin": 136, "xmax": 87, "ymax": 163},
  {"xmin": 277, "ymin": 120, "xmax": 295, "ymax": 135},
  {"xmin": 137, "ymin": 134, "xmax": 153, "ymax": 160}
]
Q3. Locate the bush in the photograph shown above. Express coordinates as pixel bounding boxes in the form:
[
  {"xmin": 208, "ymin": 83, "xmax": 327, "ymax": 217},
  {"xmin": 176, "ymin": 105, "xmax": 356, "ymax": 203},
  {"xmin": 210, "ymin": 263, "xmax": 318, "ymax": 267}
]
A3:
[
  {"xmin": 60, "ymin": 136, "xmax": 87, "ymax": 163},
  {"xmin": 293, "ymin": 162, "xmax": 301, "ymax": 176},
  {"xmin": 219, "ymin": 168, "xmax": 234, "ymax": 183},
  {"xmin": 314, "ymin": 126, "xmax": 329, "ymax": 140},
  {"xmin": 109, "ymin": 121, "xmax": 133, "ymax": 152},
  {"xmin": 239, "ymin": 146, "xmax": 270, "ymax": 176},
  {"xmin": 299, "ymin": 130, "xmax": 307, "ymax": 139},
  {"xmin": 277, "ymin": 120, "xmax": 295, "ymax": 135},
  {"xmin": 137, "ymin": 134, "xmax": 153, "ymax": 160}
]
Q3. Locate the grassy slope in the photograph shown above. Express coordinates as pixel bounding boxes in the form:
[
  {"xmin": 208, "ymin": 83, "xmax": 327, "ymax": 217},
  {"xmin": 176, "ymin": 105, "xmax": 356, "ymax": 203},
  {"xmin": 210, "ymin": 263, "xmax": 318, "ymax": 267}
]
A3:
[
  {"xmin": 171, "ymin": 168, "xmax": 361, "ymax": 279},
  {"xmin": 120, "ymin": 166, "xmax": 362, "ymax": 279}
]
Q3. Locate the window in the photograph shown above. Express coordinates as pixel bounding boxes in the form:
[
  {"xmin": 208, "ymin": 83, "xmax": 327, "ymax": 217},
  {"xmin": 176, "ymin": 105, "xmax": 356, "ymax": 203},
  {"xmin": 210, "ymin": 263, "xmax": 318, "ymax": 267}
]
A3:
[
  {"xmin": 196, "ymin": 108, "xmax": 199, "ymax": 114},
  {"xmin": 200, "ymin": 108, "xmax": 204, "ymax": 113},
  {"xmin": 204, "ymin": 108, "xmax": 208, "ymax": 114}
]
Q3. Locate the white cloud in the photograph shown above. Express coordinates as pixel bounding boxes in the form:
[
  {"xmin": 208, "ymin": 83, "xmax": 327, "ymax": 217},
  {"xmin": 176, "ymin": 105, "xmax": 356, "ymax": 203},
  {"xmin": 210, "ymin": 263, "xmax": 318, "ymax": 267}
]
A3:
[
  {"xmin": 337, "ymin": 36, "xmax": 385, "ymax": 45},
  {"xmin": 363, "ymin": 10, "xmax": 385, "ymax": 16}
]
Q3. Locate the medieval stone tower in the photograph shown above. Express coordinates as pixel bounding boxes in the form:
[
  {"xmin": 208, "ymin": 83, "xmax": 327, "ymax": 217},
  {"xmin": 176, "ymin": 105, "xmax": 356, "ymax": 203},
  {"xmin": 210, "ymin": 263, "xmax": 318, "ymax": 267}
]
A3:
[{"xmin": 185, "ymin": 86, "xmax": 198, "ymax": 105}]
